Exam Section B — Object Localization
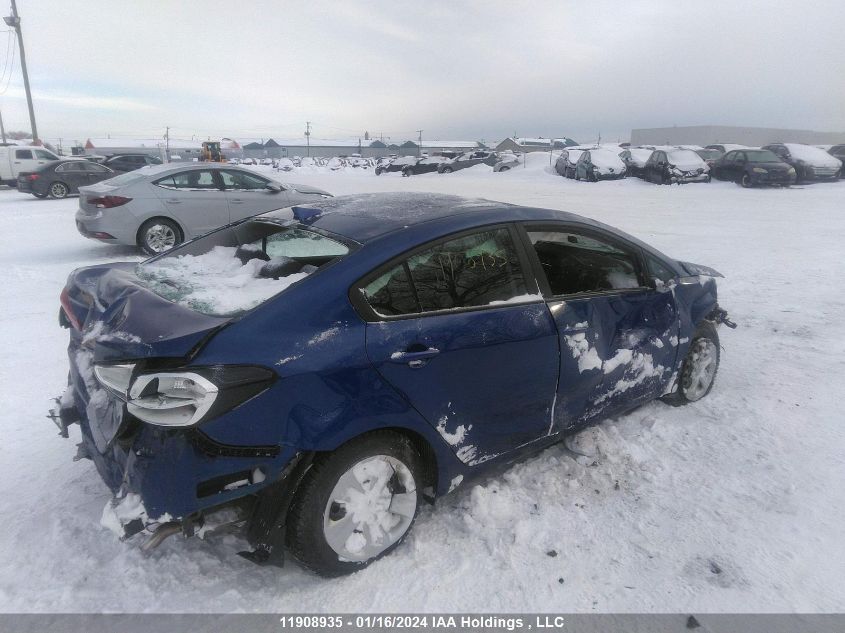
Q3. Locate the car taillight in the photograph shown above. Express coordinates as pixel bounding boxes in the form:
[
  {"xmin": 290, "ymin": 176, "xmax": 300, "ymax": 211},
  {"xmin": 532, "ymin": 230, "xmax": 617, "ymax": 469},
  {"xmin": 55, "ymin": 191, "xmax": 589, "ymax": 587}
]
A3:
[
  {"xmin": 87, "ymin": 195, "xmax": 132, "ymax": 208},
  {"xmin": 27, "ymin": 174, "xmax": 39, "ymax": 181},
  {"xmin": 60, "ymin": 287, "xmax": 82, "ymax": 331}
]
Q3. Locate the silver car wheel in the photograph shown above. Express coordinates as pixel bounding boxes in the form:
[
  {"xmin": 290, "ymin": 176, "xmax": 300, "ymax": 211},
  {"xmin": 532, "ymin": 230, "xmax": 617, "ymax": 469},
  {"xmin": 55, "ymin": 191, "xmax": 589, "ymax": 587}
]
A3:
[
  {"xmin": 50, "ymin": 182, "xmax": 68, "ymax": 198},
  {"xmin": 322, "ymin": 455, "xmax": 417, "ymax": 562},
  {"xmin": 681, "ymin": 338, "xmax": 718, "ymax": 402},
  {"xmin": 144, "ymin": 224, "xmax": 177, "ymax": 253}
]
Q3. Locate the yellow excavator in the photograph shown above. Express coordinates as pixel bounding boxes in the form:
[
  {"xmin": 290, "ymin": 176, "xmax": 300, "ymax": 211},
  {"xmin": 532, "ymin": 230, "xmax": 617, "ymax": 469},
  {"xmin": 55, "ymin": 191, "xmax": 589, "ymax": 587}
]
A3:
[{"xmin": 200, "ymin": 141, "xmax": 224, "ymax": 162}]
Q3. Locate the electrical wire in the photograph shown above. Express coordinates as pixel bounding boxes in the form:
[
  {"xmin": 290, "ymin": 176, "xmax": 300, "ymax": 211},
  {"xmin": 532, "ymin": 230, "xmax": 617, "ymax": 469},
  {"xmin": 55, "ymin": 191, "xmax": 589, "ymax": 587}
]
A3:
[{"xmin": 0, "ymin": 29, "xmax": 17, "ymax": 96}]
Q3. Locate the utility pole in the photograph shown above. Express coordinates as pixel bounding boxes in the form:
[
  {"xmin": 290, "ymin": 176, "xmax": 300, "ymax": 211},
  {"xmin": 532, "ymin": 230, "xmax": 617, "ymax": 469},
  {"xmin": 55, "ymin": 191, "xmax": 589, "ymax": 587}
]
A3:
[
  {"xmin": 305, "ymin": 121, "xmax": 311, "ymax": 157},
  {"xmin": 416, "ymin": 129, "xmax": 423, "ymax": 156},
  {"xmin": 0, "ymin": 108, "xmax": 6, "ymax": 144},
  {"xmin": 4, "ymin": 0, "xmax": 38, "ymax": 142},
  {"xmin": 165, "ymin": 126, "xmax": 170, "ymax": 162}
]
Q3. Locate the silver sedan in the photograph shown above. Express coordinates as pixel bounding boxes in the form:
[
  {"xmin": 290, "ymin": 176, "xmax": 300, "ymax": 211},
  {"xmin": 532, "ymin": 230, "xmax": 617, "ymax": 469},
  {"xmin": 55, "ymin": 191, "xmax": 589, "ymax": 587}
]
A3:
[{"xmin": 76, "ymin": 163, "xmax": 332, "ymax": 254}]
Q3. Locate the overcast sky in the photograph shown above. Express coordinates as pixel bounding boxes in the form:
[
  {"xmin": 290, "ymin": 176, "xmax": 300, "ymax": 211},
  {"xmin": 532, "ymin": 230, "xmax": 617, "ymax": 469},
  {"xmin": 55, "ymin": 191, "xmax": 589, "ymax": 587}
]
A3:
[{"xmin": 1, "ymin": 0, "xmax": 843, "ymax": 144}]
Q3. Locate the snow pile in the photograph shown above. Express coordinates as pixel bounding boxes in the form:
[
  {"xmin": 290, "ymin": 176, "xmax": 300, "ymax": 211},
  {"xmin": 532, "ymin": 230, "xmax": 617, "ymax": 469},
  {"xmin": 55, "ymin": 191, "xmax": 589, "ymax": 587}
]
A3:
[{"xmin": 137, "ymin": 245, "xmax": 309, "ymax": 316}]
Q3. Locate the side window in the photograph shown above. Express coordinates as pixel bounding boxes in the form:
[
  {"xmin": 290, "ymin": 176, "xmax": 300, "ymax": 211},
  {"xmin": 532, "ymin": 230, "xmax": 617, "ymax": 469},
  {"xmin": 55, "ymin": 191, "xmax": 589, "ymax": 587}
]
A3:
[
  {"xmin": 15, "ymin": 149, "xmax": 33, "ymax": 160},
  {"xmin": 723, "ymin": 151, "xmax": 735, "ymax": 162},
  {"xmin": 361, "ymin": 228, "xmax": 528, "ymax": 317},
  {"xmin": 56, "ymin": 162, "xmax": 84, "ymax": 172},
  {"xmin": 262, "ymin": 228, "xmax": 348, "ymax": 259},
  {"xmin": 646, "ymin": 254, "xmax": 676, "ymax": 284},
  {"xmin": 85, "ymin": 162, "xmax": 110, "ymax": 172},
  {"xmin": 35, "ymin": 150, "xmax": 57, "ymax": 160},
  {"xmin": 146, "ymin": 156, "xmax": 163, "ymax": 164},
  {"xmin": 220, "ymin": 170, "xmax": 270, "ymax": 190},
  {"xmin": 735, "ymin": 152, "xmax": 746, "ymax": 163},
  {"xmin": 156, "ymin": 170, "xmax": 218, "ymax": 190},
  {"xmin": 527, "ymin": 229, "xmax": 642, "ymax": 295}
]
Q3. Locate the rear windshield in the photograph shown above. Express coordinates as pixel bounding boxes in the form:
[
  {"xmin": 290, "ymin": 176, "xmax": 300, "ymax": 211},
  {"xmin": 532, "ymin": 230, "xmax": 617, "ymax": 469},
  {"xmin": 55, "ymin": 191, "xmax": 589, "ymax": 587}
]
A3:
[
  {"xmin": 101, "ymin": 171, "xmax": 149, "ymax": 187},
  {"xmin": 136, "ymin": 215, "xmax": 350, "ymax": 316}
]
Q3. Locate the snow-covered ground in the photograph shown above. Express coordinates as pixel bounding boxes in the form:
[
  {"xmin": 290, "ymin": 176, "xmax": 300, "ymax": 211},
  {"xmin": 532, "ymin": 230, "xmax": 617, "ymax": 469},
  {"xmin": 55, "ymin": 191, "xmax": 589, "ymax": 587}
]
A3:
[{"xmin": 0, "ymin": 162, "xmax": 844, "ymax": 613}]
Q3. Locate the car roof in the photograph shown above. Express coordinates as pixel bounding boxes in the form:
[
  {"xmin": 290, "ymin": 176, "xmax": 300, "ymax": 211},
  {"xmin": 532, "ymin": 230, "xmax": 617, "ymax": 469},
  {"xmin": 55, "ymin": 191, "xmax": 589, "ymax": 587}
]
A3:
[
  {"xmin": 123, "ymin": 162, "xmax": 259, "ymax": 177},
  {"xmin": 265, "ymin": 192, "xmax": 653, "ymax": 248}
]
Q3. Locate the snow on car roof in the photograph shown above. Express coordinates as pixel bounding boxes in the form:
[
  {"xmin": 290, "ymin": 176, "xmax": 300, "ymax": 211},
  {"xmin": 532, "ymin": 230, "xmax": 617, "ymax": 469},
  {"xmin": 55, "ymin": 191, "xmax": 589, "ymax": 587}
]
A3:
[{"xmin": 781, "ymin": 143, "xmax": 842, "ymax": 166}]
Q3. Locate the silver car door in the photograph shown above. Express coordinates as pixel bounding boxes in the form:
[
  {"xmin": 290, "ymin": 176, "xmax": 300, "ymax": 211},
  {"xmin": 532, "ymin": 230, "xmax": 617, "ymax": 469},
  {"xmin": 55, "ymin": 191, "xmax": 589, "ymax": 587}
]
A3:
[
  {"xmin": 153, "ymin": 169, "xmax": 230, "ymax": 238},
  {"xmin": 219, "ymin": 169, "xmax": 290, "ymax": 220}
]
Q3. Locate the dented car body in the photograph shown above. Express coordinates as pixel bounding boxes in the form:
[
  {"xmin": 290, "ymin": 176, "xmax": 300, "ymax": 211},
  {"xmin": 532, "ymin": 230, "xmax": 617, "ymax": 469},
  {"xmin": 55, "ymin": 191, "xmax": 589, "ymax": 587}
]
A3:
[{"xmin": 54, "ymin": 193, "xmax": 732, "ymax": 574}]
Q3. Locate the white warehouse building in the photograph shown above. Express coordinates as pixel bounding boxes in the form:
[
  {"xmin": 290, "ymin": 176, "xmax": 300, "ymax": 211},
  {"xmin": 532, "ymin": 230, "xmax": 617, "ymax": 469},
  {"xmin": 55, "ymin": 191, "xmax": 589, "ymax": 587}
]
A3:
[{"xmin": 630, "ymin": 125, "xmax": 845, "ymax": 147}]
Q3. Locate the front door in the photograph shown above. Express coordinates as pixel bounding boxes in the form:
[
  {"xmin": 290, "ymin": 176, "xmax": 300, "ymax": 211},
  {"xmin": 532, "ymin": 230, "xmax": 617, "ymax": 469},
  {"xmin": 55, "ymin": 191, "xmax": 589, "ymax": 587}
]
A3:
[
  {"xmin": 358, "ymin": 226, "xmax": 560, "ymax": 464},
  {"xmin": 220, "ymin": 169, "xmax": 291, "ymax": 221},
  {"xmin": 152, "ymin": 169, "xmax": 230, "ymax": 238},
  {"xmin": 522, "ymin": 225, "xmax": 679, "ymax": 431}
]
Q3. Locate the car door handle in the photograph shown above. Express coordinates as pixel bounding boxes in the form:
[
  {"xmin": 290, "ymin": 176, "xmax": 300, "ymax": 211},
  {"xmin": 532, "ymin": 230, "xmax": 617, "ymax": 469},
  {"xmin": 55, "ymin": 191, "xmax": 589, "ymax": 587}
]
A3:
[
  {"xmin": 165, "ymin": 199, "xmax": 182, "ymax": 203},
  {"xmin": 390, "ymin": 347, "xmax": 440, "ymax": 368}
]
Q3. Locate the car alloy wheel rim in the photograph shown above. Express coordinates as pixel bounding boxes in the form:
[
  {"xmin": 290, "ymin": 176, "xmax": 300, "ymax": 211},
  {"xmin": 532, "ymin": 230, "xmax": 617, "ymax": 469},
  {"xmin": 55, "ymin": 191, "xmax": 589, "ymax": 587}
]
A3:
[
  {"xmin": 681, "ymin": 338, "xmax": 718, "ymax": 401},
  {"xmin": 323, "ymin": 454, "xmax": 417, "ymax": 562},
  {"xmin": 146, "ymin": 225, "xmax": 176, "ymax": 252},
  {"xmin": 51, "ymin": 183, "xmax": 67, "ymax": 197}
]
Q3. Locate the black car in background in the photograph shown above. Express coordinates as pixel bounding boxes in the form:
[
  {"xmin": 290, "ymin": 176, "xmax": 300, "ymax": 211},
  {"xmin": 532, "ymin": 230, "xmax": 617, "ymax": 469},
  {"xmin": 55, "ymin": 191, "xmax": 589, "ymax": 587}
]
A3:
[
  {"xmin": 401, "ymin": 156, "xmax": 450, "ymax": 176},
  {"xmin": 17, "ymin": 160, "xmax": 115, "ymax": 199},
  {"xmin": 827, "ymin": 145, "xmax": 845, "ymax": 177},
  {"xmin": 710, "ymin": 149, "xmax": 796, "ymax": 187},
  {"xmin": 641, "ymin": 149, "xmax": 710, "ymax": 184},
  {"xmin": 437, "ymin": 150, "xmax": 498, "ymax": 173},
  {"xmin": 103, "ymin": 153, "xmax": 163, "ymax": 173}
]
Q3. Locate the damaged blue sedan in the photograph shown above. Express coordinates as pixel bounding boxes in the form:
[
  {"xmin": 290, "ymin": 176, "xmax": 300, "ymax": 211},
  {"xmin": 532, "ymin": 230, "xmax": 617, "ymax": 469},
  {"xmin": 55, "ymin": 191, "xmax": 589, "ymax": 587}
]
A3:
[{"xmin": 53, "ymin": 193, "xmax": 734, "ymax": 576}]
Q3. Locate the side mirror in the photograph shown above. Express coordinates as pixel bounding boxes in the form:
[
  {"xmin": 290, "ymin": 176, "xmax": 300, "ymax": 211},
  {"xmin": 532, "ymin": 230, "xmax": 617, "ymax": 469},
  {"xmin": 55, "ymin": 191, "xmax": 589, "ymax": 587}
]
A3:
[{"xmin": 266, "ymin": 183, "xmax": 282, "ymax": 193}]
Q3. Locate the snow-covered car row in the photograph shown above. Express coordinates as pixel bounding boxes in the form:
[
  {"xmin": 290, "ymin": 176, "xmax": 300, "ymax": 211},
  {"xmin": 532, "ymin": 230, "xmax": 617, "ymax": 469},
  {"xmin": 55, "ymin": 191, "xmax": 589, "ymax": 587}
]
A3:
[{"xmin": 554, "ymin": 142, "xmax": 842, "ymax": 186}]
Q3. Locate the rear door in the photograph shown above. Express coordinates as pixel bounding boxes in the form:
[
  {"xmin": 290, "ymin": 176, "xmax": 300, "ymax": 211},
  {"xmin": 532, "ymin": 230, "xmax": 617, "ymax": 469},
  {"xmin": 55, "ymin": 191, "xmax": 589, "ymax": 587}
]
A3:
[
  {"xmin": 53, "ymin": 162, "xmax": 88, "ymax": 191},
  {"xmin": 356, "ymin": 225, "xmax": 560, "ymax": 463},
  {"xmin": 152, "ymin": 169, "xmax": 230, "ymax": 237},
  {"xmin": 219, "ymin": 169, "xmax": 291, "ymax": 221},
  {"xmin": 520, "ymin": 224, "xmax": 679, "ymax": 431}
]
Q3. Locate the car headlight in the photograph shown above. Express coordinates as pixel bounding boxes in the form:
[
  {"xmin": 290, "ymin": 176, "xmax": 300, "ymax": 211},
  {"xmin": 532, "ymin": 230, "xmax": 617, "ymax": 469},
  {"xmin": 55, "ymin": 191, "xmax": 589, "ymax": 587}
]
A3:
[
  {"xmin": 94, "ymin": 364, "xmax": 275, "ymax": 427},
  {"xmin": 787, "ymin": 167, "xmax": 796, "ymax": 174},
  {"xmin": 752, "ymin": 167, "xmax": 768, "ymax": 174}
]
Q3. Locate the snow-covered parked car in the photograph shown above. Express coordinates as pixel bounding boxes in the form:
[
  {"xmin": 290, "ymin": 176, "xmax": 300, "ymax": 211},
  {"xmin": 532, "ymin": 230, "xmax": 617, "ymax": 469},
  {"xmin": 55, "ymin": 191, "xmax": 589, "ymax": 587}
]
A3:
[
  {"xmin": 624, "ymin": 147, "xmax": 656, "ymax": 177},
  {"xmin": 493, "ymin": 152, "xmax": 521, "ymax": 172},
  {"xmin": 574, "ymin": 147, "xmax": 627, "ymax": 181},
  {"xmin": 75, "ymin": 163, "xmax": 332, "ymax": 255},
  {"xmin": 641, "ymin": 149, "xmax": 711, "ymax": 184},
  {"xmin": 276, "ymin": 158, "xmax": 294, "ymax": 172},
  {"xmin": 554, "ymin": 148, "xmax": 586, "ymax": 178},
  {"xmin": 53, "ymin": 192, "xmax": 734, "ymax": 576},
  {"xmin": 761, "ymin": 143, "xmax": 842, "ymax": 182}
]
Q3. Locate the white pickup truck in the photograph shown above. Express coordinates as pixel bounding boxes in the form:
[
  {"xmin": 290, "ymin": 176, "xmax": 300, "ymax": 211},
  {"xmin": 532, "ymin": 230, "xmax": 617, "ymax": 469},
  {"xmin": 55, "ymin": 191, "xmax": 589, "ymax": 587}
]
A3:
[{"xmin": 0, "ymin": 145, "xmax": 64, "ymax": 186}]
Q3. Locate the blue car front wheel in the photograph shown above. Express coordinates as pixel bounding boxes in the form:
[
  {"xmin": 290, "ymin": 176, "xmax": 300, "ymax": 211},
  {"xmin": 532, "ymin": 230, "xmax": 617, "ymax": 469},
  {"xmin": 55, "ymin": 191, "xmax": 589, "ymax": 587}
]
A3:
[{"xmin": 286, "ymin": 431, "xmax": 424, "ymax": 577}]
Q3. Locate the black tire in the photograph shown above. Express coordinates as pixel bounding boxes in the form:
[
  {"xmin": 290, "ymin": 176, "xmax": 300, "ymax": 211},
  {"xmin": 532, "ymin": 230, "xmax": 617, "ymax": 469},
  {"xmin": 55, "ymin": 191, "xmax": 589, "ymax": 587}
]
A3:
[
  {"xmin": 589, "ymin": 170, "xmax": 598, "ymax": 182},
  {"xmin": 375, "ymin": 167, "xmax": 383, "ymax": 175},
  {"xmin": 442, "ymin": 166, "xmax": 453, "ymax": 174},
  {"xmin": 33, "ymin": 192, "xmax": 48, "ymax": 199},
  {"xmin": 286, "ymin": 431, "xmax": 423, "ymax": 577},
  {"xmin": 49, "ymin": 181, "xmax": 69, "ymax": 199},
  {"xmin": 740, "ymin": 173, "xmax": 753, "ymax": 188},
  {"xmin": 575, "ymin": 170, "xmax": 581, "ymax": 181},
  {"xmin": 662, "ymin": 321, "xmax": 720, "ymax": 406},
  {"xmin": 138, "ymin": 217, "xmax": 183, "ymax": 256},
  {"xmin": 498, "ymin": 165, "xmax": 510, "ymax": 172},
  {"xmin": 402, "ymin": 169, "xmax": 411, "ymax": 177}
]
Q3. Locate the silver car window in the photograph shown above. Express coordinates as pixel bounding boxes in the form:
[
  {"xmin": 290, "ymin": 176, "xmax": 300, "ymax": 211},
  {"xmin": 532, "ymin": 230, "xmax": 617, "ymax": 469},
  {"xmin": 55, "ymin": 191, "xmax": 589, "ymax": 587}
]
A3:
[
  {"xmin": 156, "ymin": 170, "xmax": 219, "ymax": 190},
  {"xmin": 219, "ymin": 169, "xmax": 270, "ymax": 191}
]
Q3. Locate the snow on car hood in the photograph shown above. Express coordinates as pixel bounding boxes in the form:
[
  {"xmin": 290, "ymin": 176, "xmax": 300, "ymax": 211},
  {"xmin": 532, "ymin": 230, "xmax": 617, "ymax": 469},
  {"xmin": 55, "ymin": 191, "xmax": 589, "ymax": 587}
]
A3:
[
  {"xmin": 590, "ymin": 149, "xmax": 626, "ymax": 171},
  {"xmin": 628, "ymin": 148, "xmax": 654, "ymax": 167},
  {"xmin": 667, "ymin": 150, "xmax": 707, "ymax": 171},
  {"xmin": 783, "ymin": 144, "xmax": 842, "ymax": 168}
]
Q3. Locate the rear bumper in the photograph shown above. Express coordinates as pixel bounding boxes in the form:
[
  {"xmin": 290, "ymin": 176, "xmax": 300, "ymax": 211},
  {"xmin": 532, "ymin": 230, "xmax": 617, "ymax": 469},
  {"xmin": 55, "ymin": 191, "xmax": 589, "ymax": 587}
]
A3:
[
  {"xmin": 75, "ymin": 208, "xmax": 138, "ymax": 245},
  {"xmin": 63, "ymin": 344, "xmax": 299, "ymax": 536},
  {"xmin": 16, "ymin": 179, "xmax": 34, "ymax": 193}
]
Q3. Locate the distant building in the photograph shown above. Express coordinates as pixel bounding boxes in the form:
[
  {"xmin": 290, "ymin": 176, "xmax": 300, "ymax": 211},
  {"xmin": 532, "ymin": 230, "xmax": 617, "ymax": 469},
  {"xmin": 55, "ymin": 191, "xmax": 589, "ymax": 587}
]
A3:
[
  {"xmin": 234, "ymin": 137, "xmax": 486, "ymax": 159},
  {"xmin": 630, "ymin": 125, "xmax": 845, "ymax": 147},
  {"xmin": 495, "ymin": 137, "xmax": 579, "ymax": 153},
  {"xmin": 84, "ymin": 137, "xmax": 204, "ymax": 160}
]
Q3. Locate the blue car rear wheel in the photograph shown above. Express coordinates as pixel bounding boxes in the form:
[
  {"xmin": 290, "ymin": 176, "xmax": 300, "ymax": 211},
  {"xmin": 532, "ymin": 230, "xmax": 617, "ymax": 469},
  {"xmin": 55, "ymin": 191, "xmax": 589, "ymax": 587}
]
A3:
[{"xmin": 286, "ymin": 431, "xmax": 424, "ymax": 576}]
